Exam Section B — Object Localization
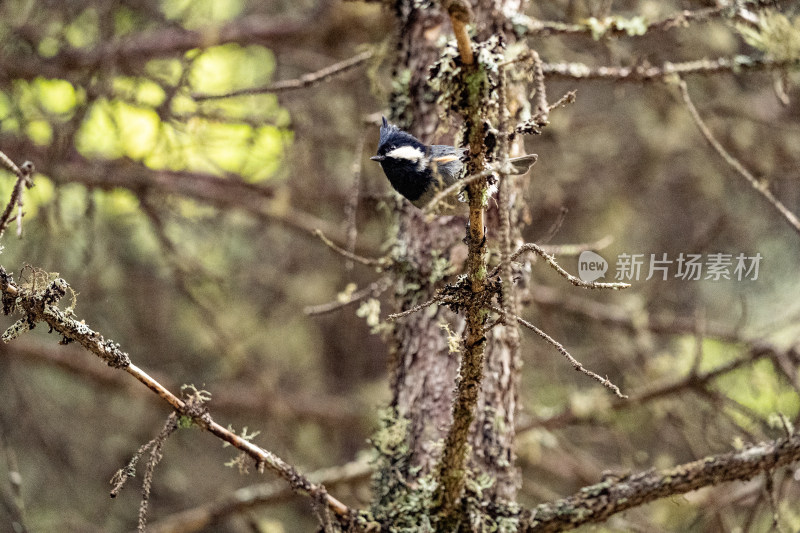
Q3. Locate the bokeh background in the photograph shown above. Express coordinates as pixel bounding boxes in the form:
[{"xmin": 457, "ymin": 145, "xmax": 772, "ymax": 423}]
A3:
[{"xmin": 0, "ymin": 1, "xmax": 799, "ymax": 531}]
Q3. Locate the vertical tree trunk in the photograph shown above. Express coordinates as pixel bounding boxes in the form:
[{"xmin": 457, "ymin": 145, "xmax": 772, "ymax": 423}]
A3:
[{"xmin": 381, "ymin": 0, "xmax": 529, "ymax": 507}]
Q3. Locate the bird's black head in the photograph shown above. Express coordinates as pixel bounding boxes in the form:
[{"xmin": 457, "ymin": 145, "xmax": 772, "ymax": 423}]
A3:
[{"xmin": 370, "ymin": 117, "xmax": 431, "ymax": 204}]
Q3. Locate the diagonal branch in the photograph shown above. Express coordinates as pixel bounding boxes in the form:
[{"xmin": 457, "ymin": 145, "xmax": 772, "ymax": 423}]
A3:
[
  {"xmin": 494, "ymin": 242, "xmax": 629, "ymax": 289},
  {"xmin": 147, "ymin": 459, "xmax": 373, "ymax": 533},
  {"xmin": 519, "ymin": 431, "xmax": 800, "ymax": 532},
  {"xmin": 490, "ymin": 305, "xmax": 627, "ymax": 398},
  {"xmin": 193, "ymin": 50, "xmax": 374, "ymax": 100},
  {"xmin": 0, "ymin": 271, "xmax": 355, "ymax": 522},
  {"xmin": 678, "ymin": 78, "xmax": 800, "ymax": 237},
  {"xmin": 520, "ymin": 343, "xmax": 782, "ymax": 431}
]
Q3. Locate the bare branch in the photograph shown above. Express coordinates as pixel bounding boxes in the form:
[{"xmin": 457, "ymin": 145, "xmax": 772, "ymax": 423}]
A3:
[
  {"xmin": 538, "ymin": 235, "xmax": 614, "ymax": 256},
  {"xmin": 386, "ymin": 295, "xmax": 443, "ymax": 320},
  {"xmin": 147, "ymin": 459, "xmax": 372, "ymax": 533},
  {"xmin": 193, "ymin": 50, "xmax": 374, "ymax": 100},
  {"xmin": 520, "ymin": 343, "xmax": 782, "ymax": 432},
  {"xmin": 314, "ymin": 229, "xmax": 389, "ymax": 267},
  {"xmin": 678, "ymin": 78, "xmax": 800, "ymax": 237},
  {"xmin": 528, "ymin": 284, "xmax": 739, "ymax": 342},
  {"xmin": 491, "ymin": 305, "xmax": 627, "ymax": 399},
  {"xmin": 494, "ymin": 242, "xmax": 629, "ymax": 289},
  {"xmin": 305, "ymin": 277, "xmax": 392, "ymax": 316}
]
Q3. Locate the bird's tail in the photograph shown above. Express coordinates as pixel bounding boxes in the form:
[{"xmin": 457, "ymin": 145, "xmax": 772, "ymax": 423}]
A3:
[{"xmin": 507, "ymin": 154, "xmax": 538, "ymax": 175}]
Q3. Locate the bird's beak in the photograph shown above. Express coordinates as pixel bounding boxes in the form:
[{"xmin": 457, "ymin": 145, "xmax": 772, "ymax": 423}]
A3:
[{"xmin": 370, "ymin": 155, "xmax": 384, "ymax": 162}]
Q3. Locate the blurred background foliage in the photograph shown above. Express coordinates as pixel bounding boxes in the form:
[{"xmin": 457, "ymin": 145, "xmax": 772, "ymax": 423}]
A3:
[{"xmin": 0, "ymin": 0, "xmax": 798, "ymax": 531}]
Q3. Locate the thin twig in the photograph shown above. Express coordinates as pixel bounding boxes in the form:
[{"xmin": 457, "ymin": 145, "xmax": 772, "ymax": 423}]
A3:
[
  {"xmin": 421, "ymin": 167, "xmax": 495, "ymax": 215},
  {"xmin": 491, "ymin": 305, "xmax": 627, "ymax": 399},
  {"xmin": 314, "ymin": 229, "xmax": 389, "ymax": 267},
  {"xmin": 531, "ymin": 50, "xmax": 548, "ymax": 122},
  {"xmin": 0, "ymin": 152, "xmax": 34, "ymax": 240},
  {"xmin": 193, "ymin": 49, "xmax": 374, "ymax": 100},
  {"xmin": 304, "ymin": 277, "xmax": 391, "ymax": 316},
  {"xmin": 492, "ymin": 242, "xmax": 629, "ymax": 289},
  {"xmin": 386, "ymin": 295, "xmax": 443, "ymax": 320},
  {"xmin": 536, "ymin": 207, "xmax": 568, "ymax": 244},
  {"xmin": 147, "ymin": 459, "xmax": 372, "ymax": 533},
  {"xmin": 538, "ymin": 235, "xmax": 614, "ymax": 256},
  {"xmin": 678, "ymin": 78, "xmax": 800, "ymax": 237}
]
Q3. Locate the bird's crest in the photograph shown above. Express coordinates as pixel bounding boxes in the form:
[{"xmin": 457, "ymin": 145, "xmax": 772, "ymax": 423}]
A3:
[{"xmin": 378, "ymin": 116, "xmax": 424, "ymax": 152}]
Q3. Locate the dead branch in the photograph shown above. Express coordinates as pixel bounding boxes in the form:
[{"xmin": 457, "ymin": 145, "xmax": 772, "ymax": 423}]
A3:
[
  {"xmin": 147, "ymin": 459, "xmax": 372, "ymax": 533},
  {"xmin": 314, "ymin": 229, "xmax": 390, "ymax": 267},
  {"xmin": 678, "ymin": 78, "xmax": 800, "ymax": 237},
  {"xmin": 0, "ymin": 271, "xmax": 355, "ymax": 522},
  {"xmin": 305, "ymin": 277, "xmax": 392, "ymax": 316},
  {"xmin": 193, "ymin": 50, "xmax": 374, "ymax": 100},
  {"xmin": 519, "ymin": 430, "xmax": 800, "ymax": 532},
  {"xmin": 520, "ymin": 343, "xmax": 784, "ymax": 431},
  {"xmin": 490, "ymin": 305, "xmax": 627, "ymax": 398},
  {"xmin": 496, "ymin": 242, "xmax": 629, "ymax": 289}
]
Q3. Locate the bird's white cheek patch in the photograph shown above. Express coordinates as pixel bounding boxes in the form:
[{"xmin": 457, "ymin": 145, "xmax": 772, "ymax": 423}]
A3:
[{"xmin": 386, "ymin": 145, "xmax": 425, "ymax": 162}]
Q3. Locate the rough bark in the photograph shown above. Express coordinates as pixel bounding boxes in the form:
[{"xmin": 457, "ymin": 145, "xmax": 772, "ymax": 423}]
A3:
[{"xmin": 383, "ymin": 0, "xmax": 529, "ymax": 505}]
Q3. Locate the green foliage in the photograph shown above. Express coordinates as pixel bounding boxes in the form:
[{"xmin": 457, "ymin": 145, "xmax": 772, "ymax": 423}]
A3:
[
  {"xmin": 162, "ymin": 0, "xmax": 245, "ymax": 27},
  {"xmin": 737, "ymin": 12, "xmax": 800, "ymax": 62},
  {"xmin": 63, "ymin": 8, "xmax": 100, "ymax": 48}
]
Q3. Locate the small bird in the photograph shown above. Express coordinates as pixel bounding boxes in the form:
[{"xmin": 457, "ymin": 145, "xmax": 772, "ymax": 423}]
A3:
[{"xmin": 370, "ymin": 117, "xmax": 537, "ymax": 212}]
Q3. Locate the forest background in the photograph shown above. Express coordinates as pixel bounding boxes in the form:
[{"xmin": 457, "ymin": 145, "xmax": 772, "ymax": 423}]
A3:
[{"xmin": 1, "ymin": 0, "xmax": 800, "ymax": 532}]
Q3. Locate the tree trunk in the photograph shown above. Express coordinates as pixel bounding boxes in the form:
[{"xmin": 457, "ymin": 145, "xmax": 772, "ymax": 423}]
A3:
[{"xmin": 380, "ymin": 0, "xmax": 530, "ymax": 506}]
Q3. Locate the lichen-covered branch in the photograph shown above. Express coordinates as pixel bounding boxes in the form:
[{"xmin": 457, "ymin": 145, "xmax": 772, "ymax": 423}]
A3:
[
  {"xmin": 519, "ymin": 432, "xmax": 800, "ymax": 532},
  {"xmin": 518, "ymin": 3, "xmax": 770, "ymax": 39},
  {"xmin": 0, "ymin": 268, "xmax": 356, "ymax": 523},
  {"xmin": 541, "ymin": 55, "xmax": 799, "ymax": 82},
  {"xmin": 432, "ymin": 2, "xmax": 490, "ymax": 521}
]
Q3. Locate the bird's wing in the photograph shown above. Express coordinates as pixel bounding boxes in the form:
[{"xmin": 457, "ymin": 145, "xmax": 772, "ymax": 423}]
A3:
[{"xmin": 429, "ymin": 145, "xmax": 465, "ymax": 161}]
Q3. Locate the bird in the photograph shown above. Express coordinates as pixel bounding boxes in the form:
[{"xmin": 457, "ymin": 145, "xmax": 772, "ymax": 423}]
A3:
[{"xmin": 370, "ymin": 117, "xmax": 537, "ymax": 213}]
